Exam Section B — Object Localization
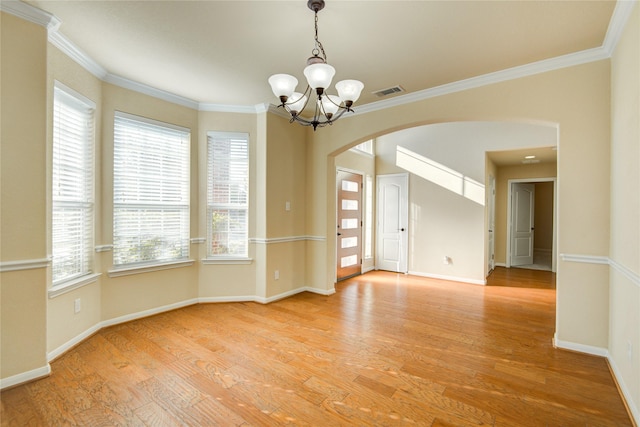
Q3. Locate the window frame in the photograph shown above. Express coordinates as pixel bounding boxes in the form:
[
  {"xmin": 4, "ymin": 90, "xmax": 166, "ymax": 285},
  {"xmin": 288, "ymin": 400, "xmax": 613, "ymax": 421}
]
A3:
[
  {"xmin": 205, "ymin": 131, "xmax": 250, "ymax": 261},
  {"xmin": 111, "ymin": 111, "xmax": 192, "ymax": 271},
  {"xmin": 51, "ymin": 81, "xmax": 97, "ymax": 291}
]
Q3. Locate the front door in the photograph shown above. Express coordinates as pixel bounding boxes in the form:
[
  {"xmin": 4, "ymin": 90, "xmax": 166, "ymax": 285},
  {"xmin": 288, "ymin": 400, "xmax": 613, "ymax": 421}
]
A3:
[
  {"xmin": 336, "ymin": 170, "xmax": 362, "ymax": 281},
  {"xmin": 511, "ymin": 182, "xmax": 535, "ymax": 266},
  {"xmin": 376, "ymin": 174, "xmax": 408, "ymax": 273}
]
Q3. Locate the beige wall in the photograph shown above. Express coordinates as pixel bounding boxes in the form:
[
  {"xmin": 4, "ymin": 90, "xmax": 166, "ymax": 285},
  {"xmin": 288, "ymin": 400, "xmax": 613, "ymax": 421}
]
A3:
[
  {"xmin": 46, "ymin": 45, "xmax": 104, "ymax": 354},
  {"xmin": 2, "ymin": 9, "xmax": 638, "ymax": 419},
  {"xmin": 375, "ymin": 122, "xmax": 556, "ymax": 283},
  {"xmin": 264, "ymin": 114, "xmax": 308, "ymax": 298},
  {"xmin": 197, "ymin": 111, "xmax": 258, "ymax": 299},
  {"xmin": 494, "ymin": 162, "xmax": 557, "ymax": 265},
  {"xmin": 609, "ymin": 3, "xmax": 639, "ymax": 418},
  {"xmin": 1, "ymin": 13, "xmax": 49, "ymax": 380},
  {"xmin": 309, "ymin": 60, "xmax": 612, "ymax": 349}
]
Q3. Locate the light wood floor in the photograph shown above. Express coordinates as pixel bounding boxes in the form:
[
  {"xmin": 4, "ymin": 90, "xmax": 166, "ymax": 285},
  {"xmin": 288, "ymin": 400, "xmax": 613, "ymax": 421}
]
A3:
[{"xmin": 1, "ymin": 268, "xmax": 632, "ymax": 426}]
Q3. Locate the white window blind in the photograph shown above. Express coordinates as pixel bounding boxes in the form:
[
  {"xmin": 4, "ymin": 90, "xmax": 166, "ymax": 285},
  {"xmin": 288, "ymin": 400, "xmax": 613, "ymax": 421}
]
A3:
[
  {"xmin": 113, "ymin": 112, "xmax": 190, "ymax": 266},
  {"xmin": 52, "ymin": 84, "xmax": 95, "ymax": 284},
  {"xmin": 207, "ymin": 132, "xmax": 249, "ymax": 257}
]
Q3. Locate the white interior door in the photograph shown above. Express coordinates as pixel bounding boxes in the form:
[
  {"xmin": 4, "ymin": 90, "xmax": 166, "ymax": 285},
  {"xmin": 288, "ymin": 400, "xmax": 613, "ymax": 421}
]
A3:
[
  {"xmin": 511, "ymin": 182, "xmax": 535, "ymax": 266},
  {"xmin": 376, "ymin": 174, "xmax": 408, "ymax": 273}
]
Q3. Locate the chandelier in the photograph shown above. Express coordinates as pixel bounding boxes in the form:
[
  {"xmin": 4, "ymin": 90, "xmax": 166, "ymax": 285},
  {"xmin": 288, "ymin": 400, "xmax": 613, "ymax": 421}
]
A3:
[{"xmin": 268, "ymin": 0, "xmax": 364, "ymax": 130}]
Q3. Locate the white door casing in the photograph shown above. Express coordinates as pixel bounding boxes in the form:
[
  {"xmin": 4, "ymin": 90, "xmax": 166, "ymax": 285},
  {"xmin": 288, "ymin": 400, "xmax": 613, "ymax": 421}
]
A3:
[
  {"xmin": 510, "ymin": 182, "xmax": 535, "ymax": 266},
  {"xmin": 488, "ymin": 174, "xmax": 496, "ymax": 274},
  {"xmin": 376, "ymin": 174, "xmax": 408, "ymax": 273}
]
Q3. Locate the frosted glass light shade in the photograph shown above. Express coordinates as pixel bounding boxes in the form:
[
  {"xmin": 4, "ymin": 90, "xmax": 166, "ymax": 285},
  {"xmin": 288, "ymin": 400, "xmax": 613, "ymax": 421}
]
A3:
[
  {"xmin": 287, "ymin": 92, "xmax": 307, "ymax": 115},
  {"xmin": 335, "ymin": 80, "xmax": 364, "ymax": 103},
  {"xmin": 268, "ymin": 74, "xmax": 298, "ymax": 99},
  {"xmin": 320, "ymin": 95, "xmax": 341, "ymax": 118},
  {"xmin": 303, "ymin": 63, "xmax": 335, "ymax": 91}
]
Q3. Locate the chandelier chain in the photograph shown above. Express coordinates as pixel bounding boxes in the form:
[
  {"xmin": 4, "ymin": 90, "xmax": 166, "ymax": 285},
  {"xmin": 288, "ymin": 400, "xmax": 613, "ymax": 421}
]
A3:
[{"xmin": 314, "ymin": 11, "xmax": 327, "ymax": 62}]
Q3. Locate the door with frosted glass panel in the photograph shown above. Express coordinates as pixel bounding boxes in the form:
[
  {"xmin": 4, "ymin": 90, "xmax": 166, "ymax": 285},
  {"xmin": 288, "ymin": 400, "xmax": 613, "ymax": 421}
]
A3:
[{"xmin": 337, "ymin": 170, "xmax": 362, "ymax": 281}]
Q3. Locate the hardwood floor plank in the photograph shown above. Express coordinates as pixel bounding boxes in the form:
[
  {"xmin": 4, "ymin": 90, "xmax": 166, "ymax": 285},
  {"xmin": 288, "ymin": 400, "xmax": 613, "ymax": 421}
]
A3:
[{"xmin": 1, "ymin": 268, "xmax": 633, "ymax": 426}]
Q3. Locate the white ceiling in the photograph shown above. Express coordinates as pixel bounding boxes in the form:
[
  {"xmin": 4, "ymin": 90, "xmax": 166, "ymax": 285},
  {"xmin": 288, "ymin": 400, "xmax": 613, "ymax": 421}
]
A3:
[{"xmin": 25, "ymin": 0, "xmax": 617, "ymax": 110}]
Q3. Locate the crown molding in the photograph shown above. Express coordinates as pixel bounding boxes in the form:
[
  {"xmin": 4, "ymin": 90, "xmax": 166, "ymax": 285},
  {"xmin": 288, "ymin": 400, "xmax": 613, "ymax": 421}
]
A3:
[
  {"xmin": 0, "ymin": 0, "xmax": 60, "ymax": 31},
  {"xmin": 354, "ymin": 46, "xmax": 609, "ymax": 116},
  {"xmin": 6, "ymin": 0, "xmax": 637, "ymax": 115},
  {"xmin": 103, "ymin": 74, "xmax": 200, "ymax": 110},
  {"xmin": 602, "ymin": 0, "xmax": 638, "ymax": 56},
  {"xmin": 48, "ymin": 31, "xmax": 108, "ymax": 79},
  {"xmin": 199, "ymin": 102, "xmax": 264, "ymax": 114}
]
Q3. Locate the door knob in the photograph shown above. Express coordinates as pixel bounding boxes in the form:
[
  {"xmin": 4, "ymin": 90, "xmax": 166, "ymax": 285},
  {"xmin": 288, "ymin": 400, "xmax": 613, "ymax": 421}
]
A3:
[{"xmin": 400, "ymin": 228, "xmax": 405, "ymax": 232}]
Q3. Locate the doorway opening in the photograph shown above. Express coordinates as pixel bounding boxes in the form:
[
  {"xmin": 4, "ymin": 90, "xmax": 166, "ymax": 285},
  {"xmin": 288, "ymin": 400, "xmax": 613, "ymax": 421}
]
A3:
[{"xmin": 506, "ymin": 178, "xmax": 556, "ymax": 272}]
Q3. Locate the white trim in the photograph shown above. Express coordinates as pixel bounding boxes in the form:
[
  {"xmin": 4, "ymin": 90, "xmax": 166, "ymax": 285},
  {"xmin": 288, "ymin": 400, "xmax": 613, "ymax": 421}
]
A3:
[
  {"xmin": 0, "ymin": 257, "xmax": 51, "ymax": 272},
  {"xmin": 353, "ymin": 48, "xmax": 608, "ymax": 117},
  {"xmin": 49, "ymin": 32, "xmax": 107, "ymax": 79},
  {"xmin": 202, "ymin": 257, "xmax": 253, "ymax": 265},
  {"xmin": 101, "ymin": 298, "xmax": 199, "ymax": 328},
  {"xmin": 48, "ymin": 324, "xmax": 101, "ymax": 362},
  {"xmin": 560, "ymin": 253, "xmax": 610, "ymax": 265},
  {"xmin": 106, "ymin": 74, "xmax": 199, "ymax": 110},
  {"xmin": 362, "ymin": 265, "xmax": 376, "ymax": 274},
  {"xmin": 602, "ymin": 0, "xmax": 639, "ymax": 56},
  {"xmin": 304, "ymin": 286, "xmax": 336, "ymax": 297},
  {"xmin": 108, "ymin": 259, "xmax": 195, "ymax": 278},
  {"xmin": 607, "ymin": 351, "xmax": 640, "ymax": 425},
  {"xmin": 95, "ymin": 245, "xmax": 113, "ymax": 252},
  {"xmin": 6, "ymin": 0, "xmax": 635, "ymax": 116},
  {"xmin": 49, "ymin": 273, "xmax": 101, "ymax": 298},
  {"xmin": 199, "ymin": 103, "xmax": 263, "ymax": 114},
  {"xmin": 553, "ymin": 334, "xmax": 609, "ymax": 357},
  {"xmin": 408, "ymin": 270, "xmax": 487, "ymax": 286},
  {"xmin": 249, "ymin": 236, "xmax": 326, "ymax": 244},
  {"xmin": 198, "ymin": 296, "xmax": 257, "ymax": 304},
  {"xmin": 0, "ymin": 0, "xmax": 60, "ymax": 30},
  {"xmin": 609, "ymin": 258, "xmax": 640, "ymax": 288},
  {"xmin": 559, "ymin": 254, "xmax": 640, "ymax": 288},
  {"xmin": 0, "ymin": 364, "xmax": 51, "ymax": 391},
  {"xmin": 190, "ymin": 237, "xmax": 206, "ymax": 244}
]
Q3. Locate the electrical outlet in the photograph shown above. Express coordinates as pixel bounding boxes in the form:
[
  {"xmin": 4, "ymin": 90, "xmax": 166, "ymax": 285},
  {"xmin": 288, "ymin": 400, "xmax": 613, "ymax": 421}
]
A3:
[
  {"xmin": 74, "ymin": 298, "xmax": 81, "ymax": 314},
  {"xmin": 627, "ymin": 340, "xmax": 633, "ymax": 362}
]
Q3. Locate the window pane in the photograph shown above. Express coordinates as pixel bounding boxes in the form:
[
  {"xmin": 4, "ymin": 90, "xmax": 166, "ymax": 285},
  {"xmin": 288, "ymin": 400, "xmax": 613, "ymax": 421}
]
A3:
[
  {"xmin": 342, "ymin": 180, "xmax": 359, "ymax": 192},
  {"xmin": 342, "ymin": 218, "xmax": 358, "ymax": 229},
  {"xmin": 341, "ymin": 236, "xmax": 358, "ymax": 249},
  {"xmin": 52, "ymin": 85, "xmax": 95, "ymax": 283},
  {"xmin": 113, "ymin": 113, "xmax": 190, "ymax": 266},
  {"xmin": 342, "ymin": 199, "xmax": 358, "ymax": 210},
  {"xmin": 207, "ymin": 132, "xmax": 249, "ymax": 257}
]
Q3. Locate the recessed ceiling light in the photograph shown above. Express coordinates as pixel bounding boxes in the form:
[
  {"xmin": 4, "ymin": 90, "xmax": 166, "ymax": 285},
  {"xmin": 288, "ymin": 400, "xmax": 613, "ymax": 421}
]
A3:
[{"xmin": 525, "ymin": 155, "xmax": 536, "ymax": 159}]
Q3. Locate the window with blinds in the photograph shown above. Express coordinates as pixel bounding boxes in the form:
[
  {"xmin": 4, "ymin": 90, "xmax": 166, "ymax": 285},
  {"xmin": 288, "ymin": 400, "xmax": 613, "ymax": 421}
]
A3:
[
  {"xmin": 207, "ymin": 132, "xmax": 249, "ymax": 257},
  {"xmin": 52, "ymin": 84, "xmax": 95, "ymax": 284},
  {"xmin": 113, "ymin": 112, "xmax": 190, "ymax": 266}
]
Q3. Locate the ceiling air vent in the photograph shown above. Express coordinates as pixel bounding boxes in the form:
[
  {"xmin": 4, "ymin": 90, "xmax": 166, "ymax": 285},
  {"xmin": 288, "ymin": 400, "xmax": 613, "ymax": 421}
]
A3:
[{"xmin": 372, "ymin": 85, "xmax": 404, "ymax": 97}]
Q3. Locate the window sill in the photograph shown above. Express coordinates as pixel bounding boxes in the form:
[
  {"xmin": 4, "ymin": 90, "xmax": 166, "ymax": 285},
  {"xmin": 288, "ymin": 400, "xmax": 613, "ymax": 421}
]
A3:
[
  {"xmin": 202, "ymin": 257, "xmax": 253, "ymax": 265},
  {"xmin": 49, "ymin": 273, "xmax": 101, "ymax": 299},
  {"xmin": 108, "ymin": 259, "xmax": 195, "ymax": 278}
]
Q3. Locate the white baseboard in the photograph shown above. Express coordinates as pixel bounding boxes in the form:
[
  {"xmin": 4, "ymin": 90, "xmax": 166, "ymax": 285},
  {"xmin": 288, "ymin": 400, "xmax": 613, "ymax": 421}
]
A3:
[
  {"xmin": 48, "ymin": 323, "xmax": 102, "ymax": 362},
  {"xmin": 0, "ymin": 364, "xmax": 51, "ymax": 390},
  {"xmin": 408, "ymin": 270, "xmax": 486, "ymax": 286},
  {"xmin": 554, "ymin": 335, "xmax": 639, "ymax": 425},
  {"xmin": 607, "ymin": 353, "xmax": 640, "ymax": 425},
  {"xmin": 101, "ymin": 298, "xmax": 200, "ymax": 328},
  {"xmin": 553, "ymin": 334, "xmax": 609, "ymax": 357}
]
